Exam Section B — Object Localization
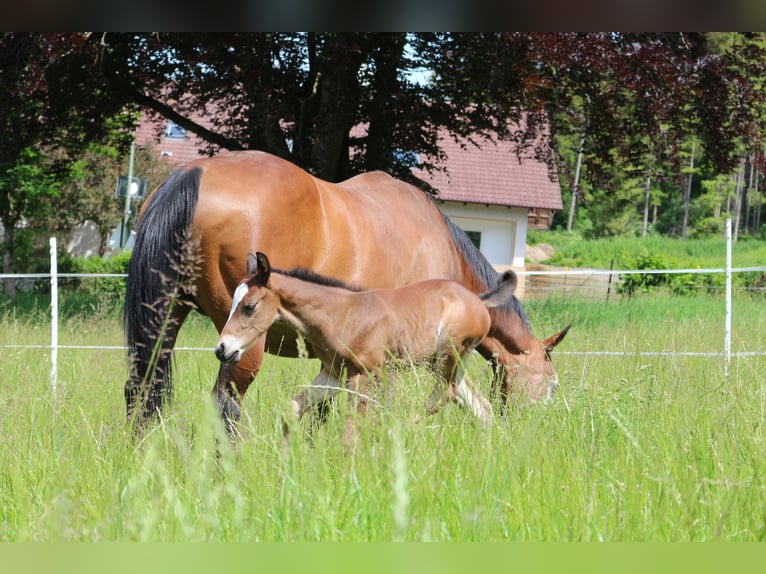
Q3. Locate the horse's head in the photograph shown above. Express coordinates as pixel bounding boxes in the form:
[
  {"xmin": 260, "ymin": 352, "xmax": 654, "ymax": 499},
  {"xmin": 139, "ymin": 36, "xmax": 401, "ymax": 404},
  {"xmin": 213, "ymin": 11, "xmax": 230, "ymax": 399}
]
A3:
[
  {"xmin": 515, "ymin": 325, "xmax": 570, "ymax": 400},
  {"xmin": 215, "ymin": 252, "xmax": 277, "ymax": 364},
  {"xmin": 482, "ymin": 322, "xmax": 570, "ymax": 402}
]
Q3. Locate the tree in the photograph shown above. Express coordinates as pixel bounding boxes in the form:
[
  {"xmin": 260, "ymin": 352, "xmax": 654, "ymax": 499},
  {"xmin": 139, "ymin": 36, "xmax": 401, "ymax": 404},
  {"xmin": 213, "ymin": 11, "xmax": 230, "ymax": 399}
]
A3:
[
  {"xmin": 61, "ymin": 33, "xmax": 766, "ymax": 185},
  {"xmin": 44, "ymin": 139, "xmax": 175, "ymax": 255},
  {"xmin": 0, "ymin": 33, "xmax": 136, "ymax": 289},
  {"xmin": 516, "ymin": 33, "xmax": 766, "ymax": 237},
  {"xmin": 6, "ymin": 32, "xmax": 766, "ymax": 255}
]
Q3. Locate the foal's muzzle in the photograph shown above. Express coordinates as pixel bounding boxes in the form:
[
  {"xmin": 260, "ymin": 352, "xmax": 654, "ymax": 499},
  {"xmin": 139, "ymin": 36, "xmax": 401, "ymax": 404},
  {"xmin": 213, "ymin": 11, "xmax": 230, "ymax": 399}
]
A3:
[{"xmin": 215, "ymin": 341, "xmax": 241, "ymax": 364}]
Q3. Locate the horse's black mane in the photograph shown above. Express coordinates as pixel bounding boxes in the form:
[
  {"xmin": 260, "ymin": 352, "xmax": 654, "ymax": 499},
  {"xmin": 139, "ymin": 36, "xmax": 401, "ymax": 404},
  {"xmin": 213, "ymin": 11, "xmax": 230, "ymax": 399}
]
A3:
[
  {"xmin": 274, "ymin": 267, "xmax": 362, "ymax": 292},
  {"xmin": 439, "ymin": 209, "xmax": 532, "ymax": 330}
]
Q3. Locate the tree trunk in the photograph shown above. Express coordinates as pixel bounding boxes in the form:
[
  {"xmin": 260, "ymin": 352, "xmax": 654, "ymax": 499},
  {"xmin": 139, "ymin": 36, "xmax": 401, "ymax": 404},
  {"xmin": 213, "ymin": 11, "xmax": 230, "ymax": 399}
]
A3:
[
  {"xmin": 681, "ymin": 140, "xmax": 695, "ymax": 240},
  {"xmin": 754, "ymin": 169, "xmax": 761, "ymax": 234},
  {"xmin": 733, "ymin": 157, "xmax": 745, "ymax": 242},
  {"xmin": 310, "ymin": 34, "xmax": 367, "ymax": 181},
  {"xmin": 641, "ymin": 169, "xmax": 651, "ymax": 238},
  {"xmin": 1, "ymin": 222, "xmax": 16, "ymax": 298},
  {"xmin": 567, "ymin": 131, "xmax": 585, "ymax": 232},
  {"xmin": 745, "ymin": 154, "xmax": 755, "ymax": 234},
  {"xmin": 365, "ymin": 34, "xmax": 407, "ymax": 173},
  {"xmin": 725, "ymin": 175, "xmax": 733, "ymax": 214}
]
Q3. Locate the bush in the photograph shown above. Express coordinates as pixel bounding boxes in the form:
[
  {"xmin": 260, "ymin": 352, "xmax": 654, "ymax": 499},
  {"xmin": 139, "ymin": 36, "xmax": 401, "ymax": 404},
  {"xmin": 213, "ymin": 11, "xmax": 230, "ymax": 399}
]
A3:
[
  {"xmin": 739, "ymin": 271, "xmax": 766, "ymax": 298},
  {"xmin": 670, "ymin": 271, "xmax": 723, "ymax": 296},
  {"xmin": 617, "ymin": 251, "xmax": 672, "ymax": 297},
  {"xmin": 58, "ymin": 251, "xmax": 131, "ymax": 302}
]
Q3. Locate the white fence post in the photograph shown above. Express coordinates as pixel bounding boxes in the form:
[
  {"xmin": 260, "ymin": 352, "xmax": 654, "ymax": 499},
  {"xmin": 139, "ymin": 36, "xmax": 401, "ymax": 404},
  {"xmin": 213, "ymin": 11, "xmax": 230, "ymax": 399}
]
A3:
[
  {"xmin": 50, "ymin": 237, "xmax": 58, "ymax": 394},
  {"xmin": 725, "ymin": 218, "xmax": 732, "ymax": 377}
]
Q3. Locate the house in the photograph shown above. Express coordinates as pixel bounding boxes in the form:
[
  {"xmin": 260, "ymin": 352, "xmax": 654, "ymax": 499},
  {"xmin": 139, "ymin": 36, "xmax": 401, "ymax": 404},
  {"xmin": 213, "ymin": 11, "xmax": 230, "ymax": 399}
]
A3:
[
  {"xmin": 135, "ymin": 116, "xmax": 212, "ymax": 166},
  {"xmin": 415, "ymin": 132, "xmax": 562, "ymax": 278}
]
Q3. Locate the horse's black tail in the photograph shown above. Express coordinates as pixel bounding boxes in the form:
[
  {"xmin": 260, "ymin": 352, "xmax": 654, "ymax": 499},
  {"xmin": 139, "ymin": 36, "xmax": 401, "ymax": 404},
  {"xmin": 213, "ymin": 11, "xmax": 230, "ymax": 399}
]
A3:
[{"xmin": 124, "ymin": 166, "xmax": 201, "ymax": 425}]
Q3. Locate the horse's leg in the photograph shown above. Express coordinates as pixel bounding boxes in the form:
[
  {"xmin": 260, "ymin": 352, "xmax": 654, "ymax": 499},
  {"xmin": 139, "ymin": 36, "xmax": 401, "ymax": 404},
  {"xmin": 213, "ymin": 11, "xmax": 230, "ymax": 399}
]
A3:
[
  {"xmin": 304, "ymin": 394, "xmax": 334, "ymax": 445},
  {"xmin": 379, "ymin": 363, "xmax": 400, "ymax": 411},
  {"xmin": 490, "ymin": 356, "xmax": 513, "ymax": 411},
  {"xmin": 212, "ymin": 336, "xmax": 265, "ymax": 436},
  {"xmin": 125, "ymin": 302, "xmax": 192, "ymax": 430}
]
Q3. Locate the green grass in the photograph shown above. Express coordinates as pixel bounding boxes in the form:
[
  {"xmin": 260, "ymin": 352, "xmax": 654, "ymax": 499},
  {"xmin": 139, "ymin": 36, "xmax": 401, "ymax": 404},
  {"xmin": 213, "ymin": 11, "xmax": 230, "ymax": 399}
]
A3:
[
  {"xmin": 1, "ymin": 291, "xmax": 765, "ymax": 541},
  {"xmin": 528, "ymin": 230, "xmax": 766, "ymax": 269}
]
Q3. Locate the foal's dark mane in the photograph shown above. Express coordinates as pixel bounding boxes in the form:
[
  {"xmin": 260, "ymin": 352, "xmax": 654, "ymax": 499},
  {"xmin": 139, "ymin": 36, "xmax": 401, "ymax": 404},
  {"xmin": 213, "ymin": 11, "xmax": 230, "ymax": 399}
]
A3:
[
  {"xmin": 439, "ymin": 209, "xmax": 532, "ymax": 330},
  {"xmin": 273, "ymin": 267, "xmax": 362, "ymax": 292}
]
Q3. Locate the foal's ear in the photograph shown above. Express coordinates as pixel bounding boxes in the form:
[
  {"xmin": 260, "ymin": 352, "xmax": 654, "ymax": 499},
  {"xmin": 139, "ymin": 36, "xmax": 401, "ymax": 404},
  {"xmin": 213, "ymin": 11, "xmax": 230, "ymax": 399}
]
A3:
[
  {"xmin": 255, "ymin": 251, "xmax": 271, "ymax": 277},
  {"xmin": 246, "ymin": 252, "xmax": 259, "ymax": 275},
  {"xmin": 246, "ymin": 251, "xmax": 271, "ymax": 278}
]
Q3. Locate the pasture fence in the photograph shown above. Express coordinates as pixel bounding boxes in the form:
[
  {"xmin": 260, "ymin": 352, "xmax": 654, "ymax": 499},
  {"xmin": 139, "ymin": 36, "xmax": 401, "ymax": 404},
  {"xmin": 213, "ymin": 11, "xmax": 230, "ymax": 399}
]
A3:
[{"xmin": 1, "ymin": 220, "xmax": 765, "ymax": 392}]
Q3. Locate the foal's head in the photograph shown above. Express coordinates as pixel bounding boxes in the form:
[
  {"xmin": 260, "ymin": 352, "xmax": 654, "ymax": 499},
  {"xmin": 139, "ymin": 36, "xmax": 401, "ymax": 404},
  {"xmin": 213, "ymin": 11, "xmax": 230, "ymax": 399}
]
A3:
[{"xmin": 215, "ymin": 252, "xmax": 276, "ymax": 364}]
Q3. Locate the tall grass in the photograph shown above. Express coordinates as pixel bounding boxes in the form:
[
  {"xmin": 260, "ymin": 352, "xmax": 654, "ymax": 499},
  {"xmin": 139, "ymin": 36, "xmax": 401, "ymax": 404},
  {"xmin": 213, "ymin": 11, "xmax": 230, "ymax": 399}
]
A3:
[{"xmin": 0, "ymin": 293, "xmax": 764, "ymax": 541}]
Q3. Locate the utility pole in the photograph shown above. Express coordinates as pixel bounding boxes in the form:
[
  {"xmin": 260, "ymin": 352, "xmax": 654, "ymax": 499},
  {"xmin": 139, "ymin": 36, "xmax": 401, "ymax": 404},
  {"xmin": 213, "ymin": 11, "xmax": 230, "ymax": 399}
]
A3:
[{"xmin": 120, "ymin": 140, "xmax": 136, "ymax": 249}]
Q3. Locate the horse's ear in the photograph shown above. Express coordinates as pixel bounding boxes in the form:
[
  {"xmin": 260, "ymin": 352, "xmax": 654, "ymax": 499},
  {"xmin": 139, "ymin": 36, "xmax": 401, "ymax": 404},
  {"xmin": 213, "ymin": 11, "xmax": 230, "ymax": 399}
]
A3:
[
  {"xmin": 255, "ymin": 251, "xmax": 271, "ymax": 278},
  {"xmin": 246, "ymin": 252, "xmax": 259, "ymax": 275},
  {"xmin": 544, "ymin": 324, "xmax": 571, "ymax": 354},
  {"xmin": 500, "ymin": 270, "xmax": 517, "ymax": 294}
]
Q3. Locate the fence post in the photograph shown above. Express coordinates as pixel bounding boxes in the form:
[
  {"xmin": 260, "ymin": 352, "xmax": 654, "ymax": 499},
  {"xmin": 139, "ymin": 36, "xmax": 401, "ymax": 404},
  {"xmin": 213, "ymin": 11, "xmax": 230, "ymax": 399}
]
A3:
[
  {"xmin": 50, "ymin": 237, "xmax": 58, "ymax": 394},
  {"xmin": 606, "ymin": 258, "xmax": 615, "ymax": 302},
  {"xmin": 725, "ymin": 218, "xmax": 732, "ymax": 377}
]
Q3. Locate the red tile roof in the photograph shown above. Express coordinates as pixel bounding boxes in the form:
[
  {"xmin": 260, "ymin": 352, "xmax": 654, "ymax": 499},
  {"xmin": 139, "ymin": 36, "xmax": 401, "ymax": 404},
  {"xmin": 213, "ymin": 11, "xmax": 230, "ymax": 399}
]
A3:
[
  {"xmin": 415, "ymin": 133, "xmax": 563, "ymax": 210},
  {"xmin": 135, "ymin": 112, "xmax": 562, "ymax": 213},
  {"xmin": 135, "ymin": 114, "xmax": 213, "ymax": 166}
]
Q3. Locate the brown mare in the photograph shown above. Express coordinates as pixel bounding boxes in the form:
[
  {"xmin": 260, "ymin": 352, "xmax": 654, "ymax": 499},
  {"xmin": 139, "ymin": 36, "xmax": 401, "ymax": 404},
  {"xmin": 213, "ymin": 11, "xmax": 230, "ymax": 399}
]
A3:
[
  {"xmin": 216, "ymin": 252, "xmax": 518, "ymax": 440},
  {"xmin": 124, "ymin": 150, "xmax": 569, "ymax": 431}
]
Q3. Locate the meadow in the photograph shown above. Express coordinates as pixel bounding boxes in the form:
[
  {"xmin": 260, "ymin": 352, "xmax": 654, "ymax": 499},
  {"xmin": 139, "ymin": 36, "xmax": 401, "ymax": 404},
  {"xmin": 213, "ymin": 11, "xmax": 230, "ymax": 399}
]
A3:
[
  {"xmin": 1, "ymin": 285, "xmax": 764, "ymax": 541},
  {"xmin": 528, "ymin": 228, "xmax": 766, "ymax": 270}
]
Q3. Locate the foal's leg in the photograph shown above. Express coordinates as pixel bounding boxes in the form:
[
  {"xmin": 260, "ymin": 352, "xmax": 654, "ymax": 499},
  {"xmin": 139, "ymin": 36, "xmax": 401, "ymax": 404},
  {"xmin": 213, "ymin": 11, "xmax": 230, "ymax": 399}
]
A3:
[
  {"xmin": 341, "ymin": 373, "xmax": 374, "ymax": 448},
  {"xmin": 424, "ymin": 354, "xmax": 494, "ymax": 425},
  {"xmin": 452, "ymin": 373, "xmax": 494, "ymax": 425},
  {"xmin": 283, "ymin": 368, "xmax": 342, "ymax": 441}
]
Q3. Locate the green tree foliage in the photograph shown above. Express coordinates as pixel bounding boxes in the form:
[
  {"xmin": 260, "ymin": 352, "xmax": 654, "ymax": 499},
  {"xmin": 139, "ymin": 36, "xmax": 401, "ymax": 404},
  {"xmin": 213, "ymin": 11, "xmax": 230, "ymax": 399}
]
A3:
[
  {"xmin": 4, "ymin": 31, "xmax": 766, "ymax": 275},
  {"xmin": 46, "ymin": 140, "xmax": 175, "ymax": 255},
  {"xmin": 82, "ymin": 33, "xmax": 766, "ymax": 184},
  {"xmin": 0, "ymin": 33, "xmax": 136, "ymax": 286}
]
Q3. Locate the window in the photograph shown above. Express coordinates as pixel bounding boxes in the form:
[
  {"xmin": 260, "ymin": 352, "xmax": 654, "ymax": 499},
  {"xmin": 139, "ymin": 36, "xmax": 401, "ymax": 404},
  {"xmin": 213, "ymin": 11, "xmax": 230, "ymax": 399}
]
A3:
[
  {"xmin": 164, "ymin": 121, "xmax": 186, "ymax": 139},
  {"xmin": 393, "ymin": 149, "xmax": 421, "ymax": 166},
  {"xmin": 465, "ymin": 230, "xmax": 481, "ymax": 250}
]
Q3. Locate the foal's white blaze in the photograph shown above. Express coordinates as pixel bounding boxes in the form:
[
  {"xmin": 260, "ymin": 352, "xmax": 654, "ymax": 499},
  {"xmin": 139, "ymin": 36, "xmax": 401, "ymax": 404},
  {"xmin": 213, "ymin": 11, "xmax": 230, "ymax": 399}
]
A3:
[{"xmin": 228, "ymin": 282, "xmax": 249, "ymax": 321}]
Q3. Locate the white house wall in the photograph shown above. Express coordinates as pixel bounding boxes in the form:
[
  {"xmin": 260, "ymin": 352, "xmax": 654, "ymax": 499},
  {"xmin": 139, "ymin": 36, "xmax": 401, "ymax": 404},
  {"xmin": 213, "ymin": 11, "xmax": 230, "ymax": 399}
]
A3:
[{"xmin": 437, "ymin": 202, "xmax": 528, "ymax": 269}]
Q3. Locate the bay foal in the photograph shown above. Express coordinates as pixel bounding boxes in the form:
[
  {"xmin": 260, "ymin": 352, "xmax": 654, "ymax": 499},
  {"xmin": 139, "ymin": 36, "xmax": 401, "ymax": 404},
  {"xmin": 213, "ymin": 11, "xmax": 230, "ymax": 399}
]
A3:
[{"xmin": 215, "ymin": 252, "xmax": 517, "ymax": 442}]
